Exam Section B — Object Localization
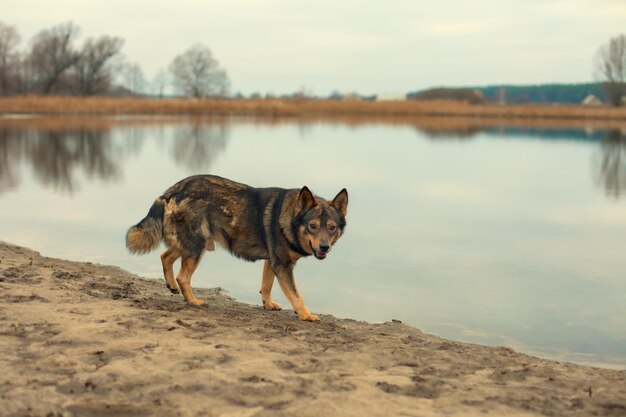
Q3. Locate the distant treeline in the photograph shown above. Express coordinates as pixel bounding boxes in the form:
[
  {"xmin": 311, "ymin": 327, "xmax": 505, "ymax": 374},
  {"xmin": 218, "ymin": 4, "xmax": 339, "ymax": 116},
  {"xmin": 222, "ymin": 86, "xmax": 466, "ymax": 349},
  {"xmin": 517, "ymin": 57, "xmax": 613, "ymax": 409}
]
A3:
[
  {"xmin": 476, "ymin": 83, "xmax": 605, "ymax": 104},
  {"xmin": 407, "ymin": 83, "xmax": 606, "ymax": 105}
]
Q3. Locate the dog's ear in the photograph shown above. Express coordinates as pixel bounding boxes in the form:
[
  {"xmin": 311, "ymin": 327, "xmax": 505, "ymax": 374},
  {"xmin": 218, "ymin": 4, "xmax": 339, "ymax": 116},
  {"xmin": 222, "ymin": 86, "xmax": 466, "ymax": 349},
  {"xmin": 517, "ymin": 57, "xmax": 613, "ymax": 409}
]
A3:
[
  {"xmin": 295, "ymin": 186, "xmax": 316, "ymax": 214},
  {"xmin": 331, "ymin": 188, "xmax": 348, "ymax": 217}
]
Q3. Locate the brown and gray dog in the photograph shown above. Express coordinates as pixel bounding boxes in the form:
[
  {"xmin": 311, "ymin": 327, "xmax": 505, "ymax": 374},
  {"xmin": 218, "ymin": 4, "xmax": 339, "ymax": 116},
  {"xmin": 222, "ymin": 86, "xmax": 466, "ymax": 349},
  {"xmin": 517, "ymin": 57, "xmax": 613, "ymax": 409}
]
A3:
[{"xmin": 126, "ymin": 175, "xmax": 348, "ymax": 321}]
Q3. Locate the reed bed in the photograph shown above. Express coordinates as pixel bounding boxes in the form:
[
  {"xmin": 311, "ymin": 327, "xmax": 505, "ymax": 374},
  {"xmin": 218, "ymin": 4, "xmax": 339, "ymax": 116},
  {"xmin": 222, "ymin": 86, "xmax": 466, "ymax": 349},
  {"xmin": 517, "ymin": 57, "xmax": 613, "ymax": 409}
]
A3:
[{"xmin": 1, "ymin": 96, "xmax": 626, "ymax": 122}]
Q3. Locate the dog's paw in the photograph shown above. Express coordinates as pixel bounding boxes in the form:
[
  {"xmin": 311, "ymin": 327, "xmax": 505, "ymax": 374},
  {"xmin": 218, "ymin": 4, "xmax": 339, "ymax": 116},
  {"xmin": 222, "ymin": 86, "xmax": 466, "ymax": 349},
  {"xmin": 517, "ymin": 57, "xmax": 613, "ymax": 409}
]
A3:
[
  {"xmin": 166, "ymin": 285, "xmax": 179, "ymax": 294},
  {"xmin": 187, "ymin": 299, "xmax": 206, "ymax": 306},
  {"xmin": 263, "ymin": 300, "xmax": 282, "ymax": 311},
  {"xmin": 299, "ymin": 313, "xmax": 320, "ymax": 322}
]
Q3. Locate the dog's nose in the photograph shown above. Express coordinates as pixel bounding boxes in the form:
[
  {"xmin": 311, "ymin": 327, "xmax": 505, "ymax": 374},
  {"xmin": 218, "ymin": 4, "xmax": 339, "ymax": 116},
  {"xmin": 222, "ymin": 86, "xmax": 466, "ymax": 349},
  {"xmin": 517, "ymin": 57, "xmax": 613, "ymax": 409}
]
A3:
[{"xmin": 319, "ymin": 244, "xmax": 330, "ymax": 253}]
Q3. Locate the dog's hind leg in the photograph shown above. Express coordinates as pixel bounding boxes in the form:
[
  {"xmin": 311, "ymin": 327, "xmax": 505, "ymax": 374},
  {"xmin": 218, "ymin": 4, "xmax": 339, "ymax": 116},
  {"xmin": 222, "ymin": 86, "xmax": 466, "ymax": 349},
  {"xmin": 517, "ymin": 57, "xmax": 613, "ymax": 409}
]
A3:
[
  {"xmin": 260, "ymin": 260, "xmax": 281, "ymax": 311},
  {"xmin": 160, "ymin": 247, "xmax": 181, "ymax": 294},
  {"xmin": 176, "ymin": 253, "xmax": 205, "ymax": 306}
]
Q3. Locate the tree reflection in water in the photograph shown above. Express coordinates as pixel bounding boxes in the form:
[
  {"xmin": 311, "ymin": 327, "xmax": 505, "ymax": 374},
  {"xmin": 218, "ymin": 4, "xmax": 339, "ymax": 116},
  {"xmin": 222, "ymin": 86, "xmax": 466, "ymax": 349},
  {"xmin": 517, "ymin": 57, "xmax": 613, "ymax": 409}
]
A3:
[
  {"xmin": 595, "ymin": 129, "xmax": 626, "ymax": 199},
  {"xmin": 170, "ymin": 118, "xmax": 229, "ymax": 170},
  {"xmin": 1, "ymin": 119, "xmax": 624, "ymax": 200},
  {"xmin": 0, "ymin": 118, "xmax": 231, "ymax": 194},
  {"xmin": 0, "ymin": 127, "xmax": 124, "ymax": 193},
  {"xmin": 0, "ymin": 127, "xmax": 22, "ymax": 191}
]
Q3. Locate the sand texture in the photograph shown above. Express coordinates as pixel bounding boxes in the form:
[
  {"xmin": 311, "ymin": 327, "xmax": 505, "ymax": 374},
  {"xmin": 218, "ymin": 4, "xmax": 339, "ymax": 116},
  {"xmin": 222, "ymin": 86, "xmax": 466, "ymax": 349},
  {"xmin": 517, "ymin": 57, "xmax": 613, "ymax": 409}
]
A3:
[{"xmin": 1, "ymin": 242, "xmax": 625, "ymax": 417}]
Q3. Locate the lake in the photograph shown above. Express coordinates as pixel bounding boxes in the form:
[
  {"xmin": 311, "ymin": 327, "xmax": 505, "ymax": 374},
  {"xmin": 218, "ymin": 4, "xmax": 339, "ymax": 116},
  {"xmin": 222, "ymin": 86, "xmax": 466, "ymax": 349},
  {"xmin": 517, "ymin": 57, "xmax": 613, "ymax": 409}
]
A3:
[{"xmin": 1, "ymin": 115, "xmax": 625, "ymax": 368}]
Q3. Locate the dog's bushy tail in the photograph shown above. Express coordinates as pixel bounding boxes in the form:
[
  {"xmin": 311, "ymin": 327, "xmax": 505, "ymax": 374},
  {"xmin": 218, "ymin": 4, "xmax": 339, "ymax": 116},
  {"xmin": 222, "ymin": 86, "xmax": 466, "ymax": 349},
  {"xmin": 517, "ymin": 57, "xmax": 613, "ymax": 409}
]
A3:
[{"xmin": 126, "ymin": 199, "xmax": 165, "ymax": 254}]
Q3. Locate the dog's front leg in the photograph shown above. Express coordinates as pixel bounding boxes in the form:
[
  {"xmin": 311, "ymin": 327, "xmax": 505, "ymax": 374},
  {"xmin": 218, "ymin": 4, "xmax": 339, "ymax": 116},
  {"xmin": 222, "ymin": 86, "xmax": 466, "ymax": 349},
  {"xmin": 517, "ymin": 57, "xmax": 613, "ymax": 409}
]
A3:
[{"xmin": 274, "ymin": 265, "xmax": 319, "ymax": 322}]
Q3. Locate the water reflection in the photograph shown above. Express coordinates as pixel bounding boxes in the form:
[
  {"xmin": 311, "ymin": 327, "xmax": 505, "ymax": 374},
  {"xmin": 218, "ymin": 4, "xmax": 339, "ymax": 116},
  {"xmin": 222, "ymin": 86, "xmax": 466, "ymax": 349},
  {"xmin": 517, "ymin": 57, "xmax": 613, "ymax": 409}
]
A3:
[
  {"xmin": 0, "ymin": 127, "xmax": 21, "ymax": 191},
  {"xmin": 0, "ymin": 127, "xmax": 124, "ymax": 193},
  {"xmin": 171, "ymin": 119, "xmax": 229, "ymax": 170},
  {"xmin": 416, "ymin": 126, "xmax": 482, "ymax": 139},
  {"xmin": 595, "ymin": 130, "xmax": 626, "ymax": 198},
  {"xmin": 417, "ymin": 125, "xmax": 626, "ymax": 199},
  {"xmin": 2, "ymin": 118, "xmax": 625, "ymax": 200},
  {"xmin": 0, "ymin": 118, "xmax": 231, "ymax": 194}
]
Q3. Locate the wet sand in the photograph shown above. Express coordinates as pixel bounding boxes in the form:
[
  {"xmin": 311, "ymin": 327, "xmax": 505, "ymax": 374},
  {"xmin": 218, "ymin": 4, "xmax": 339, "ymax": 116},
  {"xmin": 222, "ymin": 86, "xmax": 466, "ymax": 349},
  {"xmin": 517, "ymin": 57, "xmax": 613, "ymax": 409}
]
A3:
[{"xmin": 1, "ymin": 242, "xmax": 625, "ymax": 417}]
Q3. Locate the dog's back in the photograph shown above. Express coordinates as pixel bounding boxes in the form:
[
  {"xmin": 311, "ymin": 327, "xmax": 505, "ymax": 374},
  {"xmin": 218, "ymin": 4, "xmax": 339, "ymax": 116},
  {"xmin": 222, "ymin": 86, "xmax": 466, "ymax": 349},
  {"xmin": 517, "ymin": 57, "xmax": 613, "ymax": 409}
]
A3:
[{"xmin": 128, "ymin": 175, "xmax": 265, "ymax": 259}]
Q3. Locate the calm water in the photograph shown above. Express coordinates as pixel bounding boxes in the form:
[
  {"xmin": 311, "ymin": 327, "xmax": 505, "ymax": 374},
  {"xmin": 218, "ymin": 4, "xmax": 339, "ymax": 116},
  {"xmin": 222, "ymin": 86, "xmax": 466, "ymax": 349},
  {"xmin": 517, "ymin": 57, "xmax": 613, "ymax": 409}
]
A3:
[{"xmin": 1, "ymin": 116, "xmax": 625, "ymax": 368}]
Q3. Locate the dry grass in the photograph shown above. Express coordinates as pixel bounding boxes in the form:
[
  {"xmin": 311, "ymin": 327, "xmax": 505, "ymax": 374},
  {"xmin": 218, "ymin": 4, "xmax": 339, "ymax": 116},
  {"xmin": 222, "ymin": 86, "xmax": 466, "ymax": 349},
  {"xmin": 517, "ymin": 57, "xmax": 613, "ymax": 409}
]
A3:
[
  {"xmin": 1, "ymin": 96, "xmax": 626, "ymax": 120},
  {"xmin": 1, "ymin": 96, "xmax": 626, "ymax": 133}
]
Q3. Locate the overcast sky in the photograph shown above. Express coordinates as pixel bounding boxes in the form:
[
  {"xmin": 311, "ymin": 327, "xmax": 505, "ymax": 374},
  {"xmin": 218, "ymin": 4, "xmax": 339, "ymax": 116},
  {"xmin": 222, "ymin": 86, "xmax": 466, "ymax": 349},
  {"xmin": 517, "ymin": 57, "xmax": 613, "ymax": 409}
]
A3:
[{"xmin": 2, "ymin": 0, "xmax": 625, "ymax": 95}]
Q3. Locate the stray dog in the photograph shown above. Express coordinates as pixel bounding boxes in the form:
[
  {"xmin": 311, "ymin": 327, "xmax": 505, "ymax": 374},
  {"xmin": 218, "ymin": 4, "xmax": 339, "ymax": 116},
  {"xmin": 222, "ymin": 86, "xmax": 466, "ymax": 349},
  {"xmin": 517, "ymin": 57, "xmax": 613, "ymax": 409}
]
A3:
[{"xmin": 126, "ymin": 175, "xmax": 348, "ymax": 321}]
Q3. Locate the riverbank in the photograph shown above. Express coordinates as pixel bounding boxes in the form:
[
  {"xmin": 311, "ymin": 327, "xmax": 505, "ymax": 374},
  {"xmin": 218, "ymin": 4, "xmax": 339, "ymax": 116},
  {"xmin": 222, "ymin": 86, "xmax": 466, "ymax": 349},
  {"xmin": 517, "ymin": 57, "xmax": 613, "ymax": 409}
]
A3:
[
  {"xmin": 2, "ymin": 107, "xmax": 626, "ymax": 137},
  {"xmin": 1, "ymin": 242, "xmax": 625, "ymax": 416},
  {"xmin": 1, "ymin": 96, "xmax": 626, "ymax": 124}
]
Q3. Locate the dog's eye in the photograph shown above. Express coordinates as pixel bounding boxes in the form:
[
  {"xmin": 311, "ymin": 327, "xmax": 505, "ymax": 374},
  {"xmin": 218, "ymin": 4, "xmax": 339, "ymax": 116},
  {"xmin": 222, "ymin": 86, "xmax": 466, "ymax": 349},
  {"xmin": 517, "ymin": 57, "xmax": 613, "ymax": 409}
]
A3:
[
  {"xmin": 308, "ymin": 222, "xmax": 318, "ymax": 230},
  {"xmin": 328, "ymin": 225, "xmax": 337, "ymax": 232}
]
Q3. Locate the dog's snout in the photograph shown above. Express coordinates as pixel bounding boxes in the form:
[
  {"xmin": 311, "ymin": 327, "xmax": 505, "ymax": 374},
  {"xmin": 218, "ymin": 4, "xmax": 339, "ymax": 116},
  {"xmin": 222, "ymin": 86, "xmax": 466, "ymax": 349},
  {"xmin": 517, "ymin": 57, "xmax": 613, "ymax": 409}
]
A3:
[{"xmin": 319, "ymin": 244, "xmax": 330, "ymax": 253}]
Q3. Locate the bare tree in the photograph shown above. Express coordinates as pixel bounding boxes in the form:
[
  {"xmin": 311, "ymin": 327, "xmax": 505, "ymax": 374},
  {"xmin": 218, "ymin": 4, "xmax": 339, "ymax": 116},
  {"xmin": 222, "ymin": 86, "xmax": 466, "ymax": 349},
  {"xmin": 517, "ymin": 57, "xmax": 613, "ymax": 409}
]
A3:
[
  {"xmin": 151, "ymin": 68, "xmax": 169, "ymax": 98},
  {"xmin": 27, "ymin": 22, "xmax": 79, "ymax": 94},
  {"xmin": 595, "ymin": 34, "xmax": 626, "ymax": 106},
  {"xmin": 15, "ymin": 54, "xmax": 37, "ymax": 94},
  {"xmin": 121, "ymin": 62, "xmax": 146, "ymax": 95},
  {"xmin": 74, "ymin": 36, "xmax": 124, "ymax": 95},
  {"xmin": 169, "ymin": 43, "xmax": 229, "ymax": 98},
  {"xmin": 0, "ymin": 21, "xmax": 20, "ymax": 95}
]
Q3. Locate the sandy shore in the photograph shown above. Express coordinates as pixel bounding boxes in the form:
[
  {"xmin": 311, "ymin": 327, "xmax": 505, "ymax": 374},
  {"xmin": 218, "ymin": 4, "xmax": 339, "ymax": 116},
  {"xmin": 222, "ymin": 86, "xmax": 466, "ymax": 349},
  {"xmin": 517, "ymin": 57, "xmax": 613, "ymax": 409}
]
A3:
[{"xmin": 1, "ymin": 242, "xmax": 625, "ymax": 417}]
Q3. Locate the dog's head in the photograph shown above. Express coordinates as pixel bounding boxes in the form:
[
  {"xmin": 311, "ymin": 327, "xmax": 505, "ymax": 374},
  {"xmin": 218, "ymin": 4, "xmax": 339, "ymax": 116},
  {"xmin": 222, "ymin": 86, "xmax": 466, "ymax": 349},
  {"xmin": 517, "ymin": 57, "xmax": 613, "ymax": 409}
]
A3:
[{"xmin": 294, "ymin": 186, "xmax": 348, "ymax": 260}]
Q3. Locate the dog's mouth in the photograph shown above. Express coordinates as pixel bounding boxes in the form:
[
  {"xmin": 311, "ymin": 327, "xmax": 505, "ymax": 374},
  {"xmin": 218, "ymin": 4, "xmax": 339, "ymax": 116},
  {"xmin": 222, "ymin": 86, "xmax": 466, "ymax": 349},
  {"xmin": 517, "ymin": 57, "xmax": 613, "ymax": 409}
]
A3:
[
  {"xmin": 309, "ymin": 242, "xmax": 327, "ymax": 260},
  {"xmin": 314, "ymin": 251, "xmax": 326, "ymax": 260}
]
